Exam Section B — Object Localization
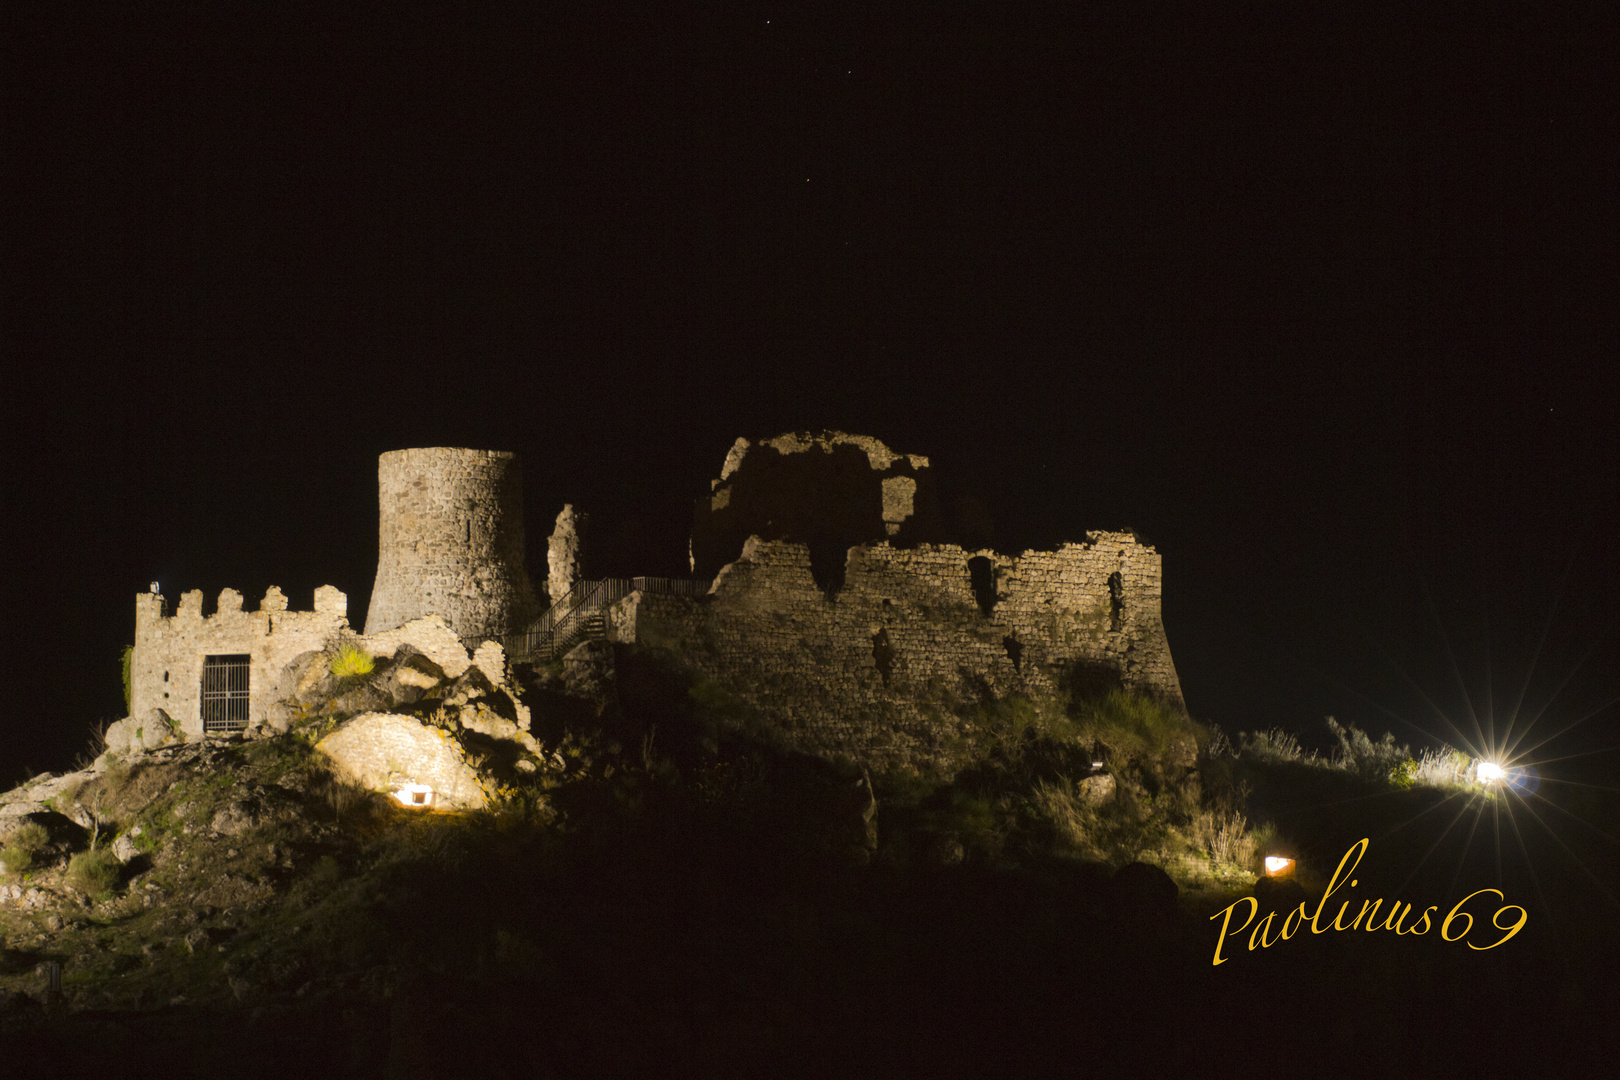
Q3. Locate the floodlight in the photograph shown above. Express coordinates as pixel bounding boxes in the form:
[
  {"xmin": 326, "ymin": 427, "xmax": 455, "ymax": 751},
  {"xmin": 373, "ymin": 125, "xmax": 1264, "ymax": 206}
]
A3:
[
  {"xmin": 1477, "ymin": 761, "xmax": 1506, "ymax": 783},
  {"xmin": 392, "ymin": 784, "xmax": 435, "ymax": 808},
  {"xmin": 1264, "ymin": 856, "xmax": 1295, "ymax": 876}
]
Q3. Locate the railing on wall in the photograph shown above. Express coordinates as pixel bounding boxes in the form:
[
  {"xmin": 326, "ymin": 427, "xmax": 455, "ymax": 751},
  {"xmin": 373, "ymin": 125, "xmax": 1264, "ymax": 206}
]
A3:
[{"xmin": 504, "ymin": 576, "xmax": 711, "ymax": 660}]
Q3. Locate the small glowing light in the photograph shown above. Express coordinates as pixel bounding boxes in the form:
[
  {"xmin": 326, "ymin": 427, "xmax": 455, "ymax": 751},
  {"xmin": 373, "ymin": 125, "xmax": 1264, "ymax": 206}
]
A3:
[
  {"xmin": 1264, "ymin": 856, "xmax": 1295, "ymax": 876},
  {"xmin": 392, "ymin": 784, "xmax": 434, "ymax": 808},
  {"xmin": 1477, "ymin": 761, "xmax": 1507, "ymax": 783}
]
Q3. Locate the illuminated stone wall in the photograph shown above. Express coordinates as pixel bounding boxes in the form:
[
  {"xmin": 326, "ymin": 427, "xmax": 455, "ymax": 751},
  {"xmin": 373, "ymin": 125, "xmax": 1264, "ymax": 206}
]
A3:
[
  {"xmin": 689, "ymin": 431, "xmax": 945, "ymax": 584},
  {"xmin": 130, "ymin": 585, "xmax": 350, "ymax": 741},
  {"xmin": 364, "ymin": 447, "xmax": 541, "ymax": 645},
  {"xmin": 609, "ymin": 532, "xmax": 1185, "ymax": 773}
]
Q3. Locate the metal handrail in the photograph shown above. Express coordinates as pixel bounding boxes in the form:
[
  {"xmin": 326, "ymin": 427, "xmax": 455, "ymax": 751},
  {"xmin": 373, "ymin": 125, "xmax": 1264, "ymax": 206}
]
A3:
[{"xmin": 504, "ymin": 576, "xmax": 711, "ymax": 659}]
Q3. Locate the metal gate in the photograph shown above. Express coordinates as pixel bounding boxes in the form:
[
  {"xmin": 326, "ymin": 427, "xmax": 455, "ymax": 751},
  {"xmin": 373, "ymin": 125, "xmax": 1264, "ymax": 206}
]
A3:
[{"xmin": 201, "ymin": 654, "xmax": 251, "ymax": 733}]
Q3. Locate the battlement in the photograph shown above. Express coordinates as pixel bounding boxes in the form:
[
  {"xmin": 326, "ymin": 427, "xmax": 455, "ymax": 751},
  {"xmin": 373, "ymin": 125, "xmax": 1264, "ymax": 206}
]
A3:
[
  {"xmin": 136, "ymin": 584, "xmax": 348, "ymax": 623},
  {"xmin": 130, "ymin": 586, "xmax": 351, "ymax": 741}
]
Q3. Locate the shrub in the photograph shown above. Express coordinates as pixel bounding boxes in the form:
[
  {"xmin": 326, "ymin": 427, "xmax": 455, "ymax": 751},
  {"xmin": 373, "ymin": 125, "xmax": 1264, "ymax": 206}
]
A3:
[
  {"xmin": 121, "ymin": 644, "xmax": 134, "ymax": 712},
  {"xmin": 11, "ymin": 822, "xmax": 52, "ymax": 852},
  {"xmin": 968, "ymin": 694, "xmax": 1071, "ymax": 753},
  {"xmin": 1031, "ymin": 776, "xmax": 1092, "ymax": 855},
  {"xmin": 1070, "ymin": 688, "xmax": 1200, "ymax": 761},
  {"xmin": 315, "ymin": 772, "xmax": 375, "ymax": 825},
  {"xmin": 1246, "ymin": 821, "xmax": 1280, "ymax": 870},
  {"xmin": 1326, "ymin": 717, "xmax": 1412, "ymax": 785},
  {"xmin": 72, "ymin": 719, "xmax": 116, "ymax": 773},
  {"xmin": 310, "ymin": 854, "xmax": 344, "ymax": 887},
  {"xmin": 1202, "ymin": 723, "xmax": 1236, "ymax": 760},
  {"xmin": 1239, "ymin": 727, "xmax": 1322, "ymax": 766},
  {"xmin": 66, "ymin": 848, "xmax": 121, "ymax": 899},
  {"xmin": 1412, "ymin": 747, "xmax": 1472, "ymax": 789},
  {"xmin": 329, "ymin": 642, "xmax": 376, "ymax": 680},
  {"xmin": 1189, "ymin": 807, "xmax": 1256, "ymax": 872},
  {"xmin": 1031, "ymin": 771, "xmax": 1170, "ymax": 868},
  {"xmin": 101, "ymin": 754, "xmax": 131, "ymax": 793},
  {"xmin": 0, "ymin": 821, "xmax": 51, "ymax": 874}
]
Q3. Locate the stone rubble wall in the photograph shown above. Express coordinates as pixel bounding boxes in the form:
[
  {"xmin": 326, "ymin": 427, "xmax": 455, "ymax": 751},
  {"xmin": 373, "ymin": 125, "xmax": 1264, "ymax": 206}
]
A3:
[
  {"xmin": 612, "ymin": 533, "xmax": 1185, "ymax": 773},
  {"xmin": 547, "ymin": 504, "xmax": 589, "ymax": 606},
  {"xmin": 130, "ymin": 586, "xmax": 350, "ymax": 742},
  {"xmin": 689, "ymin": 431, "xmax": 945, "ymax": 579},
  {"xmin": 364, "ymin": 447, "xmax": 541, "ymax": 645}
]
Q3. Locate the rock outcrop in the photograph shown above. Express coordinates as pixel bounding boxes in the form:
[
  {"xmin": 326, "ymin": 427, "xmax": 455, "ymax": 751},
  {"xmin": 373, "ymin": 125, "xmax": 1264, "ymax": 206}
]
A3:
[{"xmin": 316, "ymin": 713, "xmax": 490, "ymax": 809}]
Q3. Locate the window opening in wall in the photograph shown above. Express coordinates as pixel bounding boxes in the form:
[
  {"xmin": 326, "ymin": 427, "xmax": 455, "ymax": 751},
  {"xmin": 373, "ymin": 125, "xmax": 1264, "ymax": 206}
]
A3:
[
  {"xmin": 1108, "ymin": 572, "xmax": 1124, "ymax": 632},
  {"xmin": 1002, "ymin": 635, "xmax": 1023, "ymax": 672},
  {"xmin": 871, "ymin": 628, "xmax": 896, "ymax": 684},
  {"xmin": 967, "ymin": 556, "xmax": 997, "ymax": 615},
  {"xmin": 201, "ymin": 654, "xmax": 251, "ymax": 733}
]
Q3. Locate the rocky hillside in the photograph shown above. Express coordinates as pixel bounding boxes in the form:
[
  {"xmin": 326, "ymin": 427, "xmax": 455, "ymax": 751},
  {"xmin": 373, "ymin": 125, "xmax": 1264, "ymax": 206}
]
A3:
[{"xmin": 2, "ymin": 659, "xmax": 1612, "ymax": 1075}]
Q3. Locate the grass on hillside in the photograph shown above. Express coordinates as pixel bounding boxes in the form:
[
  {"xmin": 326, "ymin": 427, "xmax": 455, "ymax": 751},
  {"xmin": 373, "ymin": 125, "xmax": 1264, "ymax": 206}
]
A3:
[
  {"xmin": 1, "ymin": 821, "xmax": 51, "ymax": 875},
  {"xmin": 1234, "ymin": 715, "xmax": 1498, "ymax": 795}
]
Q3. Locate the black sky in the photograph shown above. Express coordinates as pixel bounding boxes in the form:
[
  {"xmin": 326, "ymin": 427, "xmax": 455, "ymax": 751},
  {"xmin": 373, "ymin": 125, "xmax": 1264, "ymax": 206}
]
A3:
[{"xmin": 4, "ymin": 12, "xmax": 1617, "ymax": 783}]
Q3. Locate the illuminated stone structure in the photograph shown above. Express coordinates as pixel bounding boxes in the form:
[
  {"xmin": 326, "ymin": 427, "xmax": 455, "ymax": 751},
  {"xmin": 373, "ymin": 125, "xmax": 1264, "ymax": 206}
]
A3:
[
  {"xmin": 127, "ymin": 585, "xmax": 350, "ymax": 742},
  {"xmin": 364, "ymin": 447, "xmax": 541, "ymax": 644},
  {"xmin": 120, "ymin": 436, "xmax": 1184, "ymax": 779},
  {"xmin": 122, "ymin": 446, "xmax": 540, "ymax": 750},
  {"xmin": 690, "ymin": 431, "xmax": 944, "ymax": 589},
  {"xmin": 606, "ymin": 431, "xmax": 1187, "ymax": 773}
]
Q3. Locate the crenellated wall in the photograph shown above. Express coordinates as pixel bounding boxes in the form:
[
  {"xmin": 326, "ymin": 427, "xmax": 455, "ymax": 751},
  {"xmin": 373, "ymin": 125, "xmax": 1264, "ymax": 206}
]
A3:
[
  {"xmin": 130, "ymin": 585, "xmax": 350, "ymax": 740},
  {"xmin": 607, "ymin": 531, "xmax": 1184, "ymax": 772}
]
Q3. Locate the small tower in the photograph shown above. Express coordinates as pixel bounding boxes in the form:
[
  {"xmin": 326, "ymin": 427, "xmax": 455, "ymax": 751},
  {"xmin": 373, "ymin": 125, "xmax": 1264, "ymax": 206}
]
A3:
[{"xmin": 364, "ymin": 447, "xmax": 541, "ymax": 644}]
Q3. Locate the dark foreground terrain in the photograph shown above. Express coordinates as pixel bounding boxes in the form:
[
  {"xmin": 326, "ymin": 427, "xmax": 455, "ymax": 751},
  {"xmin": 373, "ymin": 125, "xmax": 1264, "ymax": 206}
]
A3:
[{"xmin": 2, "ymin": 728, "xmax": 1616, "ymax": 1078}]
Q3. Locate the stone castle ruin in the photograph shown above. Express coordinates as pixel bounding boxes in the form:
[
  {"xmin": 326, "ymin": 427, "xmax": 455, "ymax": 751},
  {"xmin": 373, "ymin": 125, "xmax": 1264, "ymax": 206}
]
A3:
[
  {"xmin": 608, "ymin": 433, "xmax": 1184, "ymax": 771},
  {"xmin": 117, "ymin": 433, "xmax": 1185, "ymax": 795}
]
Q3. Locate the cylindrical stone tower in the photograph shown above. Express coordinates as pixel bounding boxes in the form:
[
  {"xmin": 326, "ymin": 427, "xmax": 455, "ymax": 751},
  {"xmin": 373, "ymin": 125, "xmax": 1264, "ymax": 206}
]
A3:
[{"xmin": 364, "ymin": 448, "xmax": 541, "ymax": 644}]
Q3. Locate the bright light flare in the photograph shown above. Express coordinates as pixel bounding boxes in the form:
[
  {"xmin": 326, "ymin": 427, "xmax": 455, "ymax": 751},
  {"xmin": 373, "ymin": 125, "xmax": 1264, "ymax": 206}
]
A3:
[
  {"xmin": 1264, "ymin": 856, "xmax": 1295, "ymax": 876},
  {"xmin": 392, "ymin": 784, "xmax": 435, "ymax": 808},
  {"xmin": 1477, "ymin": 761, "xmax": 1507, "ymax": 783}
]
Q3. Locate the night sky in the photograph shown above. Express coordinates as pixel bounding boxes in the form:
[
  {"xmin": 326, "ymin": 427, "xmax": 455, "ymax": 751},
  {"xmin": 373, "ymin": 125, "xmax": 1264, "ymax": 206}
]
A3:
[{"xmin": 5, "ymin": 13, "xmax": 1616, "ymax": 792}]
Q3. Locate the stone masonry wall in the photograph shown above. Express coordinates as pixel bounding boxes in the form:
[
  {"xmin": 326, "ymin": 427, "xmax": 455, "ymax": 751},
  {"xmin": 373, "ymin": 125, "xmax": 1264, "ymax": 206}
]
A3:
[
  {"xmin": 610, "ymin": 533, "xmax": 1184, "ymax": 773},
  {"xmin": 364, "ymin": 447, "xmax": 541, "ymax": 645},
  {"xmin": 131, "ymin": 585, "xmax": 350, "ymax": 740},
  {"xmin": 689, "ymin": 431, "xmax": 944, "ymax": 582}
]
